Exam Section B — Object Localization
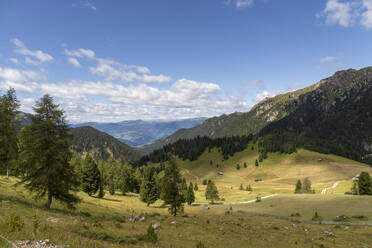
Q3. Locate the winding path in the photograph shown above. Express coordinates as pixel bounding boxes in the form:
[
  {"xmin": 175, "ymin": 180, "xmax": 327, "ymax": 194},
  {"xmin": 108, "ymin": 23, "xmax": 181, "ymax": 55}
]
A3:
[{"xmin": 321, "ymin": 181, "xmax": 344, "ymax": 195}]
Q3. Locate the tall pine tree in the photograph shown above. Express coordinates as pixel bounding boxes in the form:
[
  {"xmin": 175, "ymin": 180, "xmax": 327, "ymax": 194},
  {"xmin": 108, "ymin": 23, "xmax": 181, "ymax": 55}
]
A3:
[
  {"xmin": 81, "ymin": 156, "xmax": 101, "ymax": 196},
  {"xmin": 0, "ymin": 88, "xmax": 20, "ymax": 179},
  {"xmin": 140, "ymin": 167, "xmax": 159, "ymax": 206},
  {"xmin": 358, "ymin": 172, "xmax": 372, "ymax": 195},
  {"xmin": 186, "ymin": 182, "xmax": 195, "ymax": 205},
  {"xmin": 294, "ymin": 179, "xmax": 302, "ymax": 193},
  {"xmin": 205, "ymin": 180, "xmax": 219, "ymax": 203},
  {"xmin": 161, "ymin": 159, "xmax": 184, "ymax": 216},
  {"xmin": 18, "ymin": 95, "xmax": 79, "ymax": 209}
]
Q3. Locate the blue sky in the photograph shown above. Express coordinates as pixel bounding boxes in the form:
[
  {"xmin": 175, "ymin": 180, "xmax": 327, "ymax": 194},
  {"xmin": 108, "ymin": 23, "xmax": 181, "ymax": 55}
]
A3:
[{"xmin": 1, "ymin": 0, "xmax": 372, "ymax": 122}]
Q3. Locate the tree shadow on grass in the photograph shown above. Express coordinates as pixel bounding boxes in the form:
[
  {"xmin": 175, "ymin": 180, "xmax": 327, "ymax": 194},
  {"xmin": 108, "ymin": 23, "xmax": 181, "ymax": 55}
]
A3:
[{"xmin": 90, "ymin": 196, "xmax": 122, "ymax": 202}]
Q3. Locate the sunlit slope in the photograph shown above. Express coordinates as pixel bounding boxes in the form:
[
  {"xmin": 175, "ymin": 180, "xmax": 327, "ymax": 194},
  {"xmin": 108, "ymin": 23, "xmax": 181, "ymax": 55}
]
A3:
[{"xmin": 171, "ymin": 146, "xmax": 372, "ymax": 201}]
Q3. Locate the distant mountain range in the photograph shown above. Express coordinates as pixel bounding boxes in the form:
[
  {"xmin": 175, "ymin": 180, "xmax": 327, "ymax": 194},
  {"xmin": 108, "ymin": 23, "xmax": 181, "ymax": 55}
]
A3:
[{"xmin": 70, "ymin": 118, "xmax": 207, "ymax": 147}]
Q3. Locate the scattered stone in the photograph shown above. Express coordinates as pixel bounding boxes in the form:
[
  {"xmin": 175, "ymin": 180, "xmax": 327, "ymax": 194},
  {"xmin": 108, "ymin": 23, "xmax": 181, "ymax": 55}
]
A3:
[
  {"xmin": 292, "ymin": 224, "xmax": 297, "ymax": 228},
  {"xmin": 46, "ymin": 217, "xmax": 58, "ymax": 223},
  {"xmin": 202, "ymin": 206, "xmax": 210, "ymax": 211},
  {"xmin": 323, "ymin": 230, "xmax": 335, "ymax": 237},
  {"xmin": 139, "ymin": 216, "xmax": 145, "ymax": 222},
  {"xmin": 152, "ymin": 221, "xmax": 160, "ymax": 229},
  {"xmin": 171, "ymin": 221, "xmax": 177, "ymax": 225},
  {"xmin": 284, "ymin": 227, "xmax": 289, "ymax": 230},
  {"xmin": 345, "ymin": 226, "xmax": 350, "ymax": 230},
  {"xmin": 15, "ymin": 240, "xmax": 69, "ymax": 248}
]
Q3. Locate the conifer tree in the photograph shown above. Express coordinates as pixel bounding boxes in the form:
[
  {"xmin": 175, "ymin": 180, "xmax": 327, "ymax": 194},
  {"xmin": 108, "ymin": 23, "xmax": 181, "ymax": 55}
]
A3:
[
  {"xmin": 18, "ymin": 95, "xmax": 79, "ymax": 209},
  {"xmin": 351, "ymin": 181, "xmax": 359, "ymax": 195},
  {"xmin": 0, "ymin": 88, "xmax": 20, "ymax": 179},
  {"xmin": 302, "ymin": 177, "xmax": 312, "ymax": 193},
  {"xmin": 109, "ymin": 182, "xmax": 115, "ymax": 195},
  {"xmin": 358, "ymin": 172, "xmax": 372, "ymax": 195},
  {"xmin": 205, "ymin": 180, "xmax": 219, "ymax": 203},
  {"xmin": 140, "ymin": 167, "xmax": 159, "ymax": 206},
  {"xmin": 294, "ymin": 179, "xmax": 302, "ymax": 193},
  {"xmin": 236, "ymin": 164, "xmax": 240, "ymax": 170},
  {"xmin": 181, "ymin": 177, "xmax": 188, "ymax": 201},
  {"xmin": 81, "ymin": 156, "xmax": 101, "ymax": 196},
  {"xmin": 246, "ymin": 184, "xmax": 252, "ymax": 191},
  {"xmin": 161, "ymin": 158, "xmax": 184, "ymax": 216},
  {"xmin": 121, "ymin": 164, "xmax": 134, "ymax": 195},
  {"xmin": 194, "ymin": 182, "xmax": 199, "ymax": 191},
  {"xmin": 98, "ymin": 160, "xmax": 106, "ymax": 198},
  {"xmin": 186, "ymin": 182, "xmax": 195, "ymax": 205},
  {"xmin": 239, "ymin": 184, "xmax": 244, "ymax": 190},
  {"xmin": 243, "ymin": 162, "xmax": 247, "ymax": 168}
]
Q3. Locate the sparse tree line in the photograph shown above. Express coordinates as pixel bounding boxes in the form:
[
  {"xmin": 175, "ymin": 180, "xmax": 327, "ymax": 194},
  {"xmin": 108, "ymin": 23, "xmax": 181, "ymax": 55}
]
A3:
[
  {"xmin": 134, "ymin": 134, "xmax": 253, "ymax": 167},
  {"xmin": 294, "ymin": 177, "xmax": 315, "ymax": 194},
  {"xmin": 257, "ymin": 130, "xmax": 372, "ymax": 167}
]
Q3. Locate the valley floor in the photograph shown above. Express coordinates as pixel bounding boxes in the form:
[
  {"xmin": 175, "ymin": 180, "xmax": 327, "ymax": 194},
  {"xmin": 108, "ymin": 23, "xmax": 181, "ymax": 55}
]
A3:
[
  {"xmin": 1, "ymin": 177, "xmax": 372, "ymax": 248},
  {"xmin": 1, "ymin": 148, "xmax": 372, "ymax": 247}
]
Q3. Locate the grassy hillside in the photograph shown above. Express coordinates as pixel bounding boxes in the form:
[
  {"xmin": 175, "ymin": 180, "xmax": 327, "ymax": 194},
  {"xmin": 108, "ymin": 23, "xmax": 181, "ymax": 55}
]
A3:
[
  {"xmin": 1, "ymin": 177, "xmax": 372, "ymax": 248},
  {"xmin": 165, "ymin": 146, "xmax": 372, "ymax": 202}
]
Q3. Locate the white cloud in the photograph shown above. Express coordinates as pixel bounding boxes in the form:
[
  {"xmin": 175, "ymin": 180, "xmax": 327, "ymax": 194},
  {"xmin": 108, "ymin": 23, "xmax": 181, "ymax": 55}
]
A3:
[
  {"xmin": 84, "ymin": 2, "xmax": 96, "ymax": 11},
  {"xmin": 255, "ymin": 91, "xmax": 273, "ymax": 102},
  {"xmin": 89, "ymin": 56, "xmax": 172, "ymax": 83},
  {"xmin": 361, "ymin": 0, "xmax": 372, "ymax": 28},
  {"xmin": 236, "ymin": 0, "xmax": 254, "ymax": 8},
  {"xmin": 32, "ymin": 77, "xmax": 249, "ymax": 122},
  {"xmin": 0, "ymin": 67, "xmax": 41, "ymax": 93},
  {"xmin": 9, "ymin": 58, "xmax": 19, "ymax": 65},
  {"xmin": 320, "ymin": 56, "xmax": 337, "ymax": 62},
  {"xmin": 317, "ymin": 0, "xmax": 372, "ymax": 29},
  {"xmin": 11, "ymin": 38, "xmax": 54, "ymax": 63},
  {"xmin": 64, "ymin": 48, "xmax": 96, "ymax": 60},
  {"xmin": 68, "ymin": 57, "xmax": 81, "ymax": 67},
  {"xmin": 25, "ymin": 57, "xmax": 40, "ymax": 66},
  {"xmin": 320, "ymin": 0, "xmax": 354, "ymax": 27},
  {"xmin": 142, "ymin": 74, "xmax": 172, "ymax": 83}
]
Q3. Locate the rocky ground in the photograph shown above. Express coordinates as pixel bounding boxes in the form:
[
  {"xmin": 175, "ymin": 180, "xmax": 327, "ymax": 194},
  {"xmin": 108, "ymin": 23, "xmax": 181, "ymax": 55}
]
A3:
[{"xmin": 13, "ymin": 240, "xmax": 68, "ymax": 248}]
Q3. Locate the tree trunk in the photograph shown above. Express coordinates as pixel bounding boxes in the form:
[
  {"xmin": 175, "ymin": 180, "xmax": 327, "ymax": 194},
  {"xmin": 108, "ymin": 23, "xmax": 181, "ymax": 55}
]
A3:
[
  {"xmin": 5, "ymin": 167, "xmax": 9, "ymax": 180},
  {"xmin": 147, "ymin": 202, "xmax": 150, "ymax": 207},
  {"xmin": 44, "ymin": 188, "xmax": 53, "ymax": 209}
]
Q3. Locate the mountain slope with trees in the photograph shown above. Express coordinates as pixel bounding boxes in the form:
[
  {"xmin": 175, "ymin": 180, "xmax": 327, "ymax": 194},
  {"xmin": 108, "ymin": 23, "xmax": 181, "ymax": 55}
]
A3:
[
  {"xmin": 142, "ymin": 84, "xmax": 318, "ymax": 153},
  {"xmin": 144, "ymin": 67, "xmax": 372, "ymax": 165},
  {"xmin": 70, "ymin": 126, "xmax": 141, "ymax": 163},
  {"xmin": 260, "ymin": 67, "xmax": 372, "ymax": 164}
]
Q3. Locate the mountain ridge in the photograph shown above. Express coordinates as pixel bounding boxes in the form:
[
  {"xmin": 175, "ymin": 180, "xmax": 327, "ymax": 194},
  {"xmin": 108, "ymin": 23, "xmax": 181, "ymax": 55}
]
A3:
[
  {"xmin": 71, "ymin": 117, "xmax": 207, "ymax": 147},
  {"xmin": 143, "ymin": 67, "xmax": 372, "ymax": 162}
]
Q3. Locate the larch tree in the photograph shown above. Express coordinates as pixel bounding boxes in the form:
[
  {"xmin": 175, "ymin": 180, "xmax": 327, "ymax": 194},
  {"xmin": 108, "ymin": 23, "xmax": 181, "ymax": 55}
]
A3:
[
  {"xmin": 186, "ymin": 182, "xmax": 195, "ymax": 205},
  {"xmin": 81, "ymin": 156, "xmax": 101, "ymax": 196},
  {"xmin": 0, "ymin": 88, "xmax": 20, "ymax": 179},
  {"xmin": 294, "ymin": 179, "xmax": 302, "ymax": 193},
  {"xmin": 18, "ymin": 94, "xmax": 79, "ymax": 209},
  {"xmin": 140, "ymin": 167, "xmax": 159, "ymax": 206},
  {"xmin": 205, "ymin": 180, "xmax": 219, "ymax": 203},
  {"xmin": 358, "ymin": 172, "xmax": 372, "ymax": 195},
  {"xmin": 161, "ymin": 158, "xmax": 184, "ymax": 216}
]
